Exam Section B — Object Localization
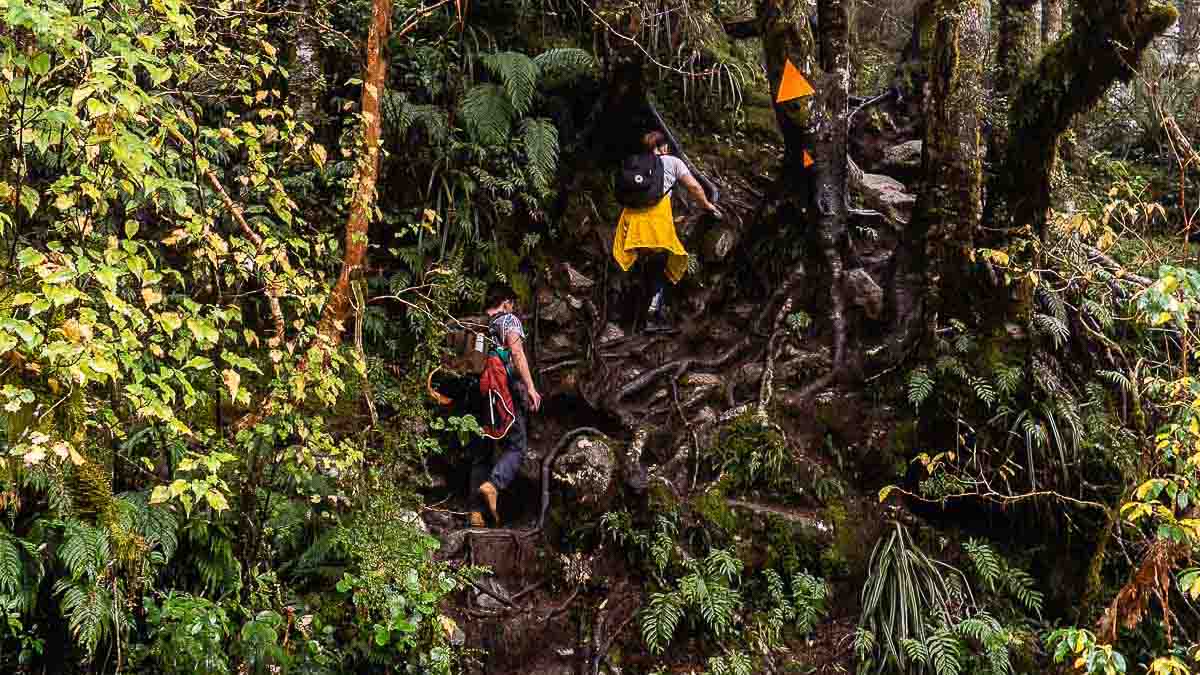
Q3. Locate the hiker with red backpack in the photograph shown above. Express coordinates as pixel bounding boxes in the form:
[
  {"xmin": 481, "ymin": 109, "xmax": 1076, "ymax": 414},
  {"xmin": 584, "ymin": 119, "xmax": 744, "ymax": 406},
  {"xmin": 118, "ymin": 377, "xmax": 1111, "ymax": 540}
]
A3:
[
  {"xmin": 612, "ymin": 130, "xmax": 721, "ymax": 332},
  {"xmin": 470, "ymin": 282, "xmax": 541, "ymax": 528}
]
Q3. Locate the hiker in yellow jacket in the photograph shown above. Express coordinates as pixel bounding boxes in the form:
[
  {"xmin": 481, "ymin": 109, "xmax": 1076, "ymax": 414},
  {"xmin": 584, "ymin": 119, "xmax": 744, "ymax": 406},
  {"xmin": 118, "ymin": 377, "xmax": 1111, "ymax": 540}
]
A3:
[{"xmin": 613, "ymin": 131, "xmax": 721, "ymax": 332}]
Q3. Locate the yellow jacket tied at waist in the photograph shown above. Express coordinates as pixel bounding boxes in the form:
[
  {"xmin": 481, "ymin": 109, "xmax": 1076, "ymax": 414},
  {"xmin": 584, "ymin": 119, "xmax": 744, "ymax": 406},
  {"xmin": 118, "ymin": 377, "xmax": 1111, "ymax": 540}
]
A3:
[{"xmin": 611, "ymin": 196, "xmax": 689, "ymax": 283}]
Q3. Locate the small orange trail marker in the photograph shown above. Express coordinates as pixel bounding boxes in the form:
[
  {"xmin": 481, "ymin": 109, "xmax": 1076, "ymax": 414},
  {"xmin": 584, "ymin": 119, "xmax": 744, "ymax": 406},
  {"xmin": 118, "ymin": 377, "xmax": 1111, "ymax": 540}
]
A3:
[
  {"xmin": 776, "ymin": 59, "xmax": 815, "ymax": 103},
  {"xmin": 803, "ymin": 150, "xmax": 814, "ymax": 168}
]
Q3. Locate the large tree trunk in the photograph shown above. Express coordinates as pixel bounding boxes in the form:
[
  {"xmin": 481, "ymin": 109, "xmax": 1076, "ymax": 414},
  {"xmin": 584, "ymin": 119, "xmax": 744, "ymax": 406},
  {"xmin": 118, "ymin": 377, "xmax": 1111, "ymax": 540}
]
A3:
[
  {"xmin": 1179, "ymin": 0, "xmax": 1200, "ymax": 63},
  {"xmin": 814, "ymin": 0, "xmax": 851, "ymax": 370},
  {"xmin": 1042, "ymin": 0, "xmax": 1064, "ymax": 41},
  {"xmin": 911, "ymin": 0, "xmax": 985, "ymax": 331},
  {"xmin": 290, "ymin": 0, "xmax": 326, "ymax": 129},
  {"xmin": 761, "ymin": 0, "xmax": 820, "ymax": 184},
  {"xmin": 989, "ymin": 0, "xmax": 1041, "ymax": 216},
  {"xmin": 1002, "ymin": 1, "xmax": 1177, "ymax": 236},
  {"xmin": 313, "ymin": 0, "xmax": 392, "ymax": 347}
]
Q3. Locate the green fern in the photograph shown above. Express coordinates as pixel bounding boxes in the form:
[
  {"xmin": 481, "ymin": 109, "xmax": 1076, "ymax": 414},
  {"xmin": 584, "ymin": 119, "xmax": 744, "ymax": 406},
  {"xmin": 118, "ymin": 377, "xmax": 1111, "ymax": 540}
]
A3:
[
  {"xmin": 641, "ymin": 591, "xmax": 683, "ymax": 653},
  {"xmin": 460, "ymin": 83, "xmax": 515, "ymax": 145},
  {"xmin": 929, "ymin": 628, "xmax": 964, "ymax": 675},
  {"xmin": 520, "ymin": 117, "xmax": 559, "ymax": 191},
  {"xmin": 532, "ymin": 47, "xmax": 595, "ymax": 83},
  {"xmin": 963, "ymin": 539, "xmax": 1002, "ymax": 591},
  {"xmin": 908, "ymin": 366, "xmax": 934, "ymax": 408},
  {"xmin": 480, "ymin": 51, "xmax": 538, "ymax": 115},
  {"xmin": 1033, "ymin": 313, "xmax": 1070, "ymax": 348}
]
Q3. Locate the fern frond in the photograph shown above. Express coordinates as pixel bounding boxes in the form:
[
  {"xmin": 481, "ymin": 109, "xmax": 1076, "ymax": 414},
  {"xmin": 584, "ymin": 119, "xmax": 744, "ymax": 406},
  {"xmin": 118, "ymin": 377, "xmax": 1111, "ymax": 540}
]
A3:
[
  {"xmin": 533, "ymin": 47, "xmax": 595, "ymax": 78},
  {"xmin": 460, "ymin": 84, "xmax": 515, "ymax": 145},
  {"xmin": 1098, "ymin": 369, "xmax": 1133, "ymax": 394},
  {"xmin": 908, "ymin": 367, "xmax": 934, "ymax": 408},
  {"xmin": 1032, "ymin": 313, "xmax": 1070, "ymax": 348},
  {"xmin": 520, "ymin": 117, "xmax": 559, "ymax": 192},
  {"xmin": 480, "ymin": 51, "xmax": 538, "ymax": 115},
  {"xmin": 964, "ymin": 539, "xmax": 1002, "ymax": 591},
  {"xmin": 930, "ymin": 628, "xmax": 963, "ymax": 675},
  {"xmin": 641, "ymin": 591, "xmax": 683, "ymax": 653}
]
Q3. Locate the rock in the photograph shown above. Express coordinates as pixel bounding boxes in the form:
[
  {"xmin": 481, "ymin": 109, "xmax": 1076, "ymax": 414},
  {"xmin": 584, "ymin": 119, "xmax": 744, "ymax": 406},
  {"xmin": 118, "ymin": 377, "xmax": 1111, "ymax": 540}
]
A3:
[
  {"xmin": 547, "ymin": 333, "xmax": 574, "ymax": 351},
  {"xmin": 553, "ymin": 434, "xmax": 617, "ymax": 505},
  {"xmin": 859, "ymin": 172, "xmax": 916, "ymax": 224},
  {"xmin": 682, "ymin": 372, "xmax": 723, "ymax": 388},
  {"xmin": 474, "ymin": 578, "xmax": 511, "ymax": 611},
  {"xmin": 598, "ymin": 322, "xmax": 625, "ymax": 344},
  {"xmin": 557, "ymin": 262, "xmax": 594, "ymax": 292},
  {"xmin": 727, "ymin": 499, "xmax": 835, "ymax": 545},
  {"xmin": 540, "ymin": 293, "xmax": 574, "ymax": 324},
  {"xmin": 435, "ymin": 530, "xmax": 468, "ymax": 559},
  {"xmin": 703, "ymin": 227, "xmax": 738, "ymax": 261},
  {"xmin": 421, "ymin": 509, "xmax": 455, "ymax": 535},
  {"xmin": 880, "ymin": 140, "xmax": 922, "ymax": 178},
  {"xmin": 399, "ymin": 509, "xmax": 428, "ymax": 533},
  {"xmin": 843, "ymin": 268, "xmax": 884, "ymax": 320}
]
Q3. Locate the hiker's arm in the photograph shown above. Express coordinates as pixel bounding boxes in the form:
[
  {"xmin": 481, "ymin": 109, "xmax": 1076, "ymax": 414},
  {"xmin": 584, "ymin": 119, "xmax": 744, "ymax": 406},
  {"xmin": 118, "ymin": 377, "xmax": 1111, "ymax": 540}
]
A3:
[
  {"xmin": 507, "ymin": 334, "xmax": 542, "ymax": 411},
  {"xmin": 679, "ymin": 173, "xmax": 721, "ymax": 216}
]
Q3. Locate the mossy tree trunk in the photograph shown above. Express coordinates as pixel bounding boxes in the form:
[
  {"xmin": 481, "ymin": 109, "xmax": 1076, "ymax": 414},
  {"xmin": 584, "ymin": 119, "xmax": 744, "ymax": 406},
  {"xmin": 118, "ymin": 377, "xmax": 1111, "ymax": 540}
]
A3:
[
  {"xmin": 989, "ymin": 0, "xmax": 1040, "ymax": 224},
  {"xmin": 289, "ymin": 0, "xmax": 326, "ymax": 129},
  {"xmin": 910, "ymin": 0, "xmax": 985, "ymax": 335},
  {"xmin": 814, "ymin": 0, "xmax": 850, "ymax": 370},
  {"xmin": 1000, "ymin": 0, "xmax": 1177, "ymax": 237},
  {"xmin": 760, "ymin": 0, "xmax": 819, "ymax": 185},
  {"xmin": 1042, "ymin": 0, "xmax": 1064, "ymax": 41}
]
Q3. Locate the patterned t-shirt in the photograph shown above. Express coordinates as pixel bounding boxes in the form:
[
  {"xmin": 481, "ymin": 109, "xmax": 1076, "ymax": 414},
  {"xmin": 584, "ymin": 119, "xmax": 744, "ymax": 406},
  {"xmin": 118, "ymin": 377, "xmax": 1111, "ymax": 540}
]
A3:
[{"xmin": 489, "ymin": 312, "xmax": 525, "ymax": 349}]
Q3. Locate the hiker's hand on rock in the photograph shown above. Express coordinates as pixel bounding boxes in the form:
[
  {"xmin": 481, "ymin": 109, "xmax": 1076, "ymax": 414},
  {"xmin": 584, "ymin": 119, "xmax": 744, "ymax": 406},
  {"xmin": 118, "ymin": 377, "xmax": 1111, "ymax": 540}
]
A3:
[
  {"xmin": 528, "ymin": 388, "xmax": 543, "ymax": 411},
  {"xmin": 707, "ymin": 204, "xmax": 723, "ymax": 219}
]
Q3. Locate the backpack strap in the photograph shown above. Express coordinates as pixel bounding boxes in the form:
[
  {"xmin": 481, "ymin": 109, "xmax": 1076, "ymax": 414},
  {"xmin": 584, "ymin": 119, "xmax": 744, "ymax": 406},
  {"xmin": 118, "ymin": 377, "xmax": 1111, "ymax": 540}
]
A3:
[{"xmin": 487, "ymin": 312, "xmax": 513, "ymax": 364}]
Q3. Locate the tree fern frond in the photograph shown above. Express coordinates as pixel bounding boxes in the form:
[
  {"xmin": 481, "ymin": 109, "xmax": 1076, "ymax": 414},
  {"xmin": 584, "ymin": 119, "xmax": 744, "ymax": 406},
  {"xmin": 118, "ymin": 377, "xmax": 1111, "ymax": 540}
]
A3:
[
  {"xmin": 480, "ymin": 51, "xmax": 538, "ymax": 115},
  {"xmin": 460, "ymin": 83, "xmax": 514, "ymax": 145},
  {"xmin": 533, "ymin": 47, "xmax": 595, "ymax": 76},
  {"xmin": 520, "ymin": 117, "xmax": 559, "ymax": 192}
]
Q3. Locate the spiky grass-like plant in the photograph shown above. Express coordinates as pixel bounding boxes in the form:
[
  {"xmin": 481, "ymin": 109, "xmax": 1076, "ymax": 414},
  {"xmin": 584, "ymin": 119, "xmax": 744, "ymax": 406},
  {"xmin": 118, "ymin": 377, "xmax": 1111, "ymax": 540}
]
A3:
[{"xmin": 858, "ymin": 522, "xmax": 971, "ymax": 673}]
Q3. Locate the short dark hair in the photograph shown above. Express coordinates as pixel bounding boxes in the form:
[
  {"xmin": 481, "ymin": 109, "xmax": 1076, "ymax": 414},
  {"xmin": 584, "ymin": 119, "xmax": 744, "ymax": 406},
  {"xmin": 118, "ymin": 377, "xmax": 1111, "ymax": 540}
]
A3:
[
  {"xmin": 642, "ymin": 130, "xmax": 668, "ymax": 152},
  {"xmin": 484, "ymin": 282, "xmax": 516, "ymax": 311}
]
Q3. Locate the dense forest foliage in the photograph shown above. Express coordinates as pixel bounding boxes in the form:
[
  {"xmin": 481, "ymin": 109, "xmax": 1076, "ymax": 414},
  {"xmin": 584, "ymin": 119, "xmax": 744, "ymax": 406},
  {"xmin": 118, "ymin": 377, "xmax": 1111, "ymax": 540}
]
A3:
[{"xmin": 4, "ymin": 0, "xmax": 1200, "ymax": 672}]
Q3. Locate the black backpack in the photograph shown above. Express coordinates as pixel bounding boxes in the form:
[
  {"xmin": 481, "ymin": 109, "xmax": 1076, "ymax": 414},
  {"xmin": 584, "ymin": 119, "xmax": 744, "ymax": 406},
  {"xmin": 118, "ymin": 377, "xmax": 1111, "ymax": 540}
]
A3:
[{"xmin": 616, "ymin": 152, "xmax": 671, "ymax": 208}]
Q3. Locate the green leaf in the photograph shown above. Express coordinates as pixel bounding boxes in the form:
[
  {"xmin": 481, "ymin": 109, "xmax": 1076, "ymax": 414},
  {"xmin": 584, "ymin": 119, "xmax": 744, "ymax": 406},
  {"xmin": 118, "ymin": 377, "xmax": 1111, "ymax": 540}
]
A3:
[
  {"xmin": 1, "ymin": 320, "xmax": 39, "ymax": 347},
  {"xmin": 0, "ymin": 332, "xmax": 17, "ymax": 356},
  {"xmin": 187, "ymin": 318, "xmax": 219, "ymax": 345},
  {"xmin": 124, "ymin": 219, "xmax": 139, "ymax": 238},
  {"xmin": 29, "ymin": 52, "xmax": 50, "ymax": 76},
  {"xmin": 149, "ymin": 486, "xmax": 171, "ymax": 504},
  {"xmin": 15, "ymin": 249, "xmax": 43, "ymax": 270},
  {"xmin": 169, "ymin": 479, "xmax": 188, "ymax": 497},
  {"xmin": 158, "ymin": 312, "xmax": 183, "ymax": 332},
  {"xmin": 204, "ymin": 490, "xmax": 229, "ymax": 512},
  {"xmin": 10, "ymin": 293, "xmax": 36, "ymax": 306},
  {"xmin": 19, "ymin": 186, "xmax": 38, "ymax": 217},
  {"xmin": 184, "ymin": 356, "xmax": 213, "ymax": 370}
]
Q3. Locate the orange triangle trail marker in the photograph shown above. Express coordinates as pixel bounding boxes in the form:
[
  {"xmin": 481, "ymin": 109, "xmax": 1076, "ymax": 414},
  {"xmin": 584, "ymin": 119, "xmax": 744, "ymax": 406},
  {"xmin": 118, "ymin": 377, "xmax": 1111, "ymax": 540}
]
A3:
[
  {"xmin": 803, "ymin": 150, "xmax": 814, "ymax": 168},
  {"xmin": 776, "ymin": 59, "xmax": 815, "ymax": 103}
]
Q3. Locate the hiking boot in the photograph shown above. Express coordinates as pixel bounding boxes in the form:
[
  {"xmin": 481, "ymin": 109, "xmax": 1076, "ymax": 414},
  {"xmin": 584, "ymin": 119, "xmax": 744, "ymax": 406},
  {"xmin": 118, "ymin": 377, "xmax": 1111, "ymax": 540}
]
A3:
[
  {"xmin": 478, "ymin": 482, "xmax": 500, "ymax": 525},
  {"xmin": 469, "ymin": 511, "xmax": 486, "ymax": 528}
]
